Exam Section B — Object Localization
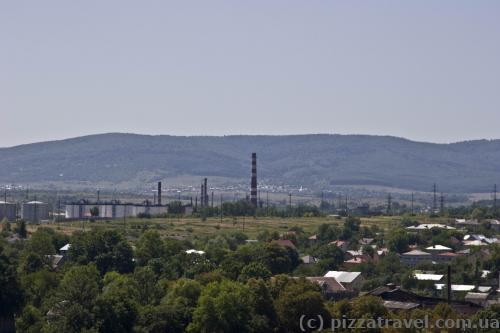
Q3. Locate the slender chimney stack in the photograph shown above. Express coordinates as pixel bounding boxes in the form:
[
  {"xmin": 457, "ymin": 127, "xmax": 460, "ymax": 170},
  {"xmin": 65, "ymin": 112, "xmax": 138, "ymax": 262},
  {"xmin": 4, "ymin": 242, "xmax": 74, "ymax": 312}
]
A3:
[
  {"xmin": 251, "ymin": 153, "xmax": 257, "ymax": 206},
  {"xmin": 204, "ymin": 178, "xmax": 208, "ymax": 207},
  {"xmin": 200, "ymin": 183, "xmax": 205, "ymax": 207},
  {"xmin": 157, "ymin": 182, "xmax": 162, "ymax": 206}
]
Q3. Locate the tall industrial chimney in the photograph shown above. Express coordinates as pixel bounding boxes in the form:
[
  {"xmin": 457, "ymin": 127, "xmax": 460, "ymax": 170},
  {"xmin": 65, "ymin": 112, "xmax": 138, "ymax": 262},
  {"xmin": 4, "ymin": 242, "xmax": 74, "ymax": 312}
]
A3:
[
  {"xmin": 251, "ymin": 153, "xmax": 257, "ymax": 206},
  {"xmin": 200, "ymin": 182, "xmax": 204, "ymax": 207},
  {"xmin": 157, "ymin": 182, "xmax": 162, "ymax": 206},
  {"xmin": 204, "ymin": 178, "xmax": 208, "ymax": 207}
]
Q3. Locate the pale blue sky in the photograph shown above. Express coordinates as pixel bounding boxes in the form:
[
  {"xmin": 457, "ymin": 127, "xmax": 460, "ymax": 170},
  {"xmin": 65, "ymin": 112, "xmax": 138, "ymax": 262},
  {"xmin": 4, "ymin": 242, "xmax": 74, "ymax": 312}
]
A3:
[{"xmin": 1, "ymin": 1, "xmax": 499, "ymax": 147}]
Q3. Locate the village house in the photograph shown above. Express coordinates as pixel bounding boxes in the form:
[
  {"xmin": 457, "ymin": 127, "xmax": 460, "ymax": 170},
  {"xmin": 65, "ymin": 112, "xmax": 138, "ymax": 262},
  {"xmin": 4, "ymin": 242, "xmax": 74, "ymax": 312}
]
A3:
[{"xmin": 324, "ymin": 271, "xmax": 364, "ymax": 290}]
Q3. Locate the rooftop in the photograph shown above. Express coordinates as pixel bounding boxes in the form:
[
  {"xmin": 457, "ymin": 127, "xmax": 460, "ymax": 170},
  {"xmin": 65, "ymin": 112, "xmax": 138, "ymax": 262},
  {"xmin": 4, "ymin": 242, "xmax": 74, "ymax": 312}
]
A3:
[
  {"xmin": 324, "ymin": 271, "xmax": 361, "ymax": 283},
  {"xmin": 414, "ymin": 273, "xmax": 444, "ymax": 281},
  {"xmin": 426, "ymin": 245, "xmax": 452, "ymax": 251},
  {"xmin": 407, "ymin": 224, "xmax": 456, "ymax": 230},
  {"xmin": 383, "ymin": 300, "xmax": 420, "ymax": 310},
  {"xmin": 402, "ymin": 250, "xmax": 432, "ymax": 256}
]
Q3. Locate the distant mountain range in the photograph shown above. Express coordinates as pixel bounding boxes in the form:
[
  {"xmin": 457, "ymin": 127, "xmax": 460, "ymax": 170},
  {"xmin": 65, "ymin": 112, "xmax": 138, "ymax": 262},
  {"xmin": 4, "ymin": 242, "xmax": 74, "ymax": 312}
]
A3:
[{"xmin": 0, "ymin": 133, "xmax": 499, "ymax": 193}]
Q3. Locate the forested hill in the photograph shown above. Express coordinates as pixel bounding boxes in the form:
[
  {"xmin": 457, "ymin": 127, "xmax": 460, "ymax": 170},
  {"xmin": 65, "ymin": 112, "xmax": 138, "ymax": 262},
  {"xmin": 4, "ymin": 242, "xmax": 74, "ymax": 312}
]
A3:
[{"xmin": 1, "ymin": 133, "xmax": 499, "ymax": 192}]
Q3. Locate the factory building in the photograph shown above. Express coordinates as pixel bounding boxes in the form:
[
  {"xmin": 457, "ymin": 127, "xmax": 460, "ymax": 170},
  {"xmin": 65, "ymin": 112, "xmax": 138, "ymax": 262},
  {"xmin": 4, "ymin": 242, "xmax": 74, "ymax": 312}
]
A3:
[
  {"xmin": 21, "ymin": 201, "xmax": 50, "ymax": 223},
  {"xmin": 64, "ymin": 200, "xmax": 171, "ymax": 219},
  {"xmin": 0, "ymin": 201, "xmax": 17, "ymax": 221}
]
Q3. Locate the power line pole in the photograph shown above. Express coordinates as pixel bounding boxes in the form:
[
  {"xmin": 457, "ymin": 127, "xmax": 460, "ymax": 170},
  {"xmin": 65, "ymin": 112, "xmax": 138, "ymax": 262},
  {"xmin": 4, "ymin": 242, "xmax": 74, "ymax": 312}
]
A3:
[
  {"xmin": 432, "ymin": 183, "xmax": 438, "ymax": 214},
  {"xmin": 440, "ymin": 193, "xmax": 445, "ymax": 215},
  {"xmin": 220, "ymin": 194, "xmax": 223, "ymax": 224},
  {"xmin": 387, "ymin": 193, "xmax": 392, "ymax": 215},
  {"xmin": 494, "ymin": 184, "xmax": 497, "ymax": 217},
  {"xmin": 411, "ymin": 192, "xmax": 414, "ymax": 215},
  {"xmin": 266, "ymin": 192, "xmax": 269, "ymax": 216}
]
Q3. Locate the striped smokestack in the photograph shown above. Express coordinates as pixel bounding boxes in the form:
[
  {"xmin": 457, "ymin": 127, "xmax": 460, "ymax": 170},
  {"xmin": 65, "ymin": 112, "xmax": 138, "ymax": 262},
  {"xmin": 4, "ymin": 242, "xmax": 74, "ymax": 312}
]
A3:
[
  {"xmin": 158, "ymin": 182, "xmax": 162, "ymax": 206},
  {"xmin": 251, "ymin": 153, "xmax": 257, "ymax": 206}
]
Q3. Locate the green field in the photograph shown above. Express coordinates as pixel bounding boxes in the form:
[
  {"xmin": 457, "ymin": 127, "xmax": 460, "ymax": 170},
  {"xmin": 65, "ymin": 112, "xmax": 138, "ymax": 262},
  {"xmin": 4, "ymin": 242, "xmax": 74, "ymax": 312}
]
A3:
[{"xmin": 28, "ymin": 215, "xmax": 451, "ymax": 240}]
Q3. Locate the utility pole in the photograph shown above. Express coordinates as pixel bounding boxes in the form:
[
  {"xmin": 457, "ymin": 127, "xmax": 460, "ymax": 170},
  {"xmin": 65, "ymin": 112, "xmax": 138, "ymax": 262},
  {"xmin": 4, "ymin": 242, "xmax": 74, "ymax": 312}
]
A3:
[
  {"xmin": 440, "ymin": 193, "xmax": 445, "ymax": 215},
  {"xmin": 494, "ymin": 184, "xmax": 497, "ymax": 217},
  {"xmin": 411, "ymin": 193, "xmax": 414, "ymax": 215},
  {"xmin": 288, "ymin": 193, "xmax": 292, "ymax": 209},
  {"xmin": 321, "ymin": 191, "xmax": 324, "ymax": 212},
  {"xmin": 220, "ymin": 194, "xmax": 223, "ymax": 224},
  {"xmin": 432, "ymin": 183, "xmax": 438, "ymax": 214},
  {"xmin": 266, "ymin": 192, "xmax": 269, "ymax": 216},
  {"xmin": 211, "ymin": 191, "xmax": 214, "ymax": 209},
  {"xmin": 387, "ymin": 193, "xmax": 392, "ymax": 215},
  {"xmin": 57, "ymin": 198, "xmax": 61, "ymax": 222}
]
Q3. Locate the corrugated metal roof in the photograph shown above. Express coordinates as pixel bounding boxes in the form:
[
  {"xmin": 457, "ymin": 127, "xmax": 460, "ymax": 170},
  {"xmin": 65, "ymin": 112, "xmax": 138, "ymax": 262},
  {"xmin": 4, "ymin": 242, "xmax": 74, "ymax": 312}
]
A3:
[{"xmin": 324, "ymin": 271, "xmax": 361, "ymax": 283}]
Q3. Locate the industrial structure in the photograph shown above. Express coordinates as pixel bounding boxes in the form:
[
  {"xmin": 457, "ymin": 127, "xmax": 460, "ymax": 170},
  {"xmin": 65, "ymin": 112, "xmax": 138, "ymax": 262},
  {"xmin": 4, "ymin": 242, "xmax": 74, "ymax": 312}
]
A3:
[
  {"xmin": 64, "ymin": 182, "xmax": 193, "ymax": 219},
  {"xmin": 251, "ymin": 152, "xmax": 257, "ymax": 206},
  {"xmin": 200, "ymin": 178, "xmax": 209, "ymax": 207},
  {"xmin": 157, "ymin": 181, "xmax": 162, "ymax": 205},
  {"xmin": 0, "ymin": 201, "xmax": 16, "ymax": 221},
  {"xmin": 64, "ymin": 200, "xmax": 170, "ymax": 219},
  {"xmin": 21, "ymin": 201, "xmax": 50, "ymax": 223}
]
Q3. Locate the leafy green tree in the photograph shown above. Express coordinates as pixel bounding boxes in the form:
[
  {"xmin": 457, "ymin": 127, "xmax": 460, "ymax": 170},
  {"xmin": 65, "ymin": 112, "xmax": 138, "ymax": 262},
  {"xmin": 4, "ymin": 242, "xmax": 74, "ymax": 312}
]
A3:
[
  {"xmin": 144, "ymin": 278, "xmax": 203, "ymax": 332},
  {"xmin": 46, "ymin": 264, "xmax": 101, "ymax": 333},
  {"xmin": 247, "ymin": 278, "xmax": 278, "ymax": 332},
  {"xmin": 94, "ymin": 273, "xmax": 139, "ymax": 333},
  {"xmin": 136, "ymin": 230, "xmax": 165, "ymax": 265},
  {"xmin": 0, "ymin": 244, "xmax": 23, "ymax": 319},
  {"xmin": 90, "ymin": 206, "xmax": 99, "ymax": 217},
  {"xmin": 20, "ymin": 269, "xmax": 59, "ymax": 308},
  {"xmin": 133, "ymin": 266, "xmax": 162, "ymax": 305},
  {"xmin": 67, "ymin": 229, "xmax": 134, "ymax": 274},
  {"xmin": 349, "ymin": 295, "xmax": 387, "ymax": 319},
  {"xmin": 19, "ymin": 252, "xmax": 45, "ymax": 274},
  {"xmin": 17, "ymin": 220, "xmax": 27, "ymax": 238},
  {"xmin": 387, "ymin": 228, "xmax": 410, "ymax": 253},
  {"xmin": 312, "ymin": 244, "xmax": 344, "ymax": 271},
  {"xmin": 15, "ymin": 305, "xmax": 44, "ymax": 333},
  {"xmin": 274, "ymin": 278, "xmax": 330, "ymax": 333},
  {"xmin": 239, "ymin": 262, "xmax": 272, "ymax": 282},
  {"xmin": 471, "ymin": 305, "xmax": 500, "ymax": 333},
  {"xmin": 187, "ymin": 280, "xmax": 253, "ymax": 333}
]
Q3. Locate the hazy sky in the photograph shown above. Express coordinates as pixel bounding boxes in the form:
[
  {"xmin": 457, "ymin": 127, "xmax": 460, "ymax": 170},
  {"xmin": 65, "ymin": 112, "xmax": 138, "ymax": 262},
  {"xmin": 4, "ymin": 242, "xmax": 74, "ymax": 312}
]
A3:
[{"xmin": 1, "ymin": 1, "xmax": 499, "ymax": 147}]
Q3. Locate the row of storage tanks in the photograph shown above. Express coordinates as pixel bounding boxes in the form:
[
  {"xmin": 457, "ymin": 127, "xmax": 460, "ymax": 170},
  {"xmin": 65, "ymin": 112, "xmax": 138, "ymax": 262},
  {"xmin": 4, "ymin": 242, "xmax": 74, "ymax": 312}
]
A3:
[
  {"xmin": 64, "ymin": 203, "xmax": 170, "ymax": 219},
  {"xmin": 0, "ymin": 201, "xmax": 50, "ymax": 223},
  {"xmin": 1, "ymin": 201, "xmax": 193, "ymax": 223}
]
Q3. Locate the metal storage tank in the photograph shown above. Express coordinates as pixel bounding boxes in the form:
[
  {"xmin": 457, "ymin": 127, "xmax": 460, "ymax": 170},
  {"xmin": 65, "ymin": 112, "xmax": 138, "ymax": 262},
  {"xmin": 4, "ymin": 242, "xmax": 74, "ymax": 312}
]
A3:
[
  {"xmin": 22, "ymin": 201, "xmax": 50, "ymax": 223},
  {"xmin": 0, "ymin": 201, "xmax": 17, "ymax": 221}
]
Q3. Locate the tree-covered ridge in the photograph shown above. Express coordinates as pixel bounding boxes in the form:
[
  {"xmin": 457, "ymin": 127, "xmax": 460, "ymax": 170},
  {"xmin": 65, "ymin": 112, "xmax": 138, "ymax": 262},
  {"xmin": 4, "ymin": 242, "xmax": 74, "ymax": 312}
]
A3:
[{"xmin": 1, "ymin": 133, "xmax": 500, "ymax": 192}]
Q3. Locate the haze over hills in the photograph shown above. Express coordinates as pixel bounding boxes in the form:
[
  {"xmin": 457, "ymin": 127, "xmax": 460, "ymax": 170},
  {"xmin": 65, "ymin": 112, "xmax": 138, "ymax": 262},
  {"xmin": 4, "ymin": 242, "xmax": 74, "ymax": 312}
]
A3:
[{"xmin": 0, "ymin": 133, "xmax": 499, "ymax": 193}]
